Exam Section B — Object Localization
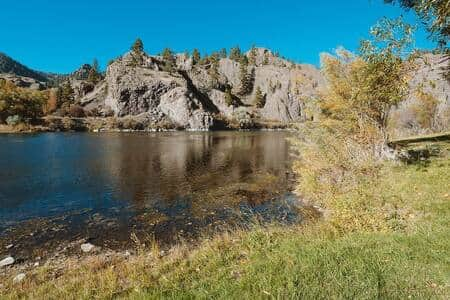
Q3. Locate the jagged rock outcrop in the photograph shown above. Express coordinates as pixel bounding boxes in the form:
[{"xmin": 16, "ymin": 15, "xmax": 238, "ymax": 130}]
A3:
[
  {"xmin": 71, "ymin": 64, "xmax": 93, "ymax": 80},
  {"xmin": 100, "ymin": 52, "xmax": 215, "ymax": 129},
  {"xmin": 81, "ymin": 48, "xmax": 325, "ymax": 129}
]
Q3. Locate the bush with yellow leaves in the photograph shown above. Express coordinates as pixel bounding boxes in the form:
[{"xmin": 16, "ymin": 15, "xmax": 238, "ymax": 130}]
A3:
[{"xmin": 293, "ymin": 18, "xmax": 416, "ymax": 232}]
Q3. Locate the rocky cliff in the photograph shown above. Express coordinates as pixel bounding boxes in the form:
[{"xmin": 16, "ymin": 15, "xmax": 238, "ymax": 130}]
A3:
[{"xmin": 79, "ymin": 48, "xmax": 325, "ymax": 130}]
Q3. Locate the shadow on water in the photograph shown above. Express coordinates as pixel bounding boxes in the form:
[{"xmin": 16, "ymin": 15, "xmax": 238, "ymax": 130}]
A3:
[{"xmin": 0, "ymin": 131, "xmax": 306, "ymax": 259}]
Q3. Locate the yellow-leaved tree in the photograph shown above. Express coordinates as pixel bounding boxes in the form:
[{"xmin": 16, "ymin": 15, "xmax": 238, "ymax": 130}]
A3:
[
  {"xmin": 293, "ymin": 17, "xmax": 417, "ymax": 232},
  {"xmin": 0, "ymin": 79, "xmax": 48, "ymax": 124}
]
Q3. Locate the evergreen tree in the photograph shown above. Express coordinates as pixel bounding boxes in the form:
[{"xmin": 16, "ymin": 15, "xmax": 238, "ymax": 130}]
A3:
[
  {"xmin": 219, "ymin": 48, "xmax": 227, "ymax": 59},
  {"xmin": 130, "ymin": 39, "xmax": 144, "ymax": 66},
  {"xmin": 56, "ymin": 81, "xmax": 75, "ymax": 108},
  {"xmin": 131, "ymin": 38, "xmax": 144, "ymax": 53},
  {"xmin": 248, "ymin": 46, "xmax": 258, "ymax": 65},
  {"xmin": 229, "ymin": 46, "xmax": 242, "ymax": 61},
  {"xmin": 199, "ymin": 53, "xmax": 210, "ymax": 66},
  {"xmin": 224, "ymin": 87, "xmax": 236, "ymax": 107},
  {"xmin": 240, "ymin": 55, "xmax": 249, "ymax": 66},
  {"xmin": 253, "ymin": 86, "xmax": 265, "ymax": 108},
  {"xmin": 238, "ymin": 57, "xmax": 253, "ymax": 95},
  {"xmin": 87, "ymin": 58, "xmax": 101, "ymax": 84},
  {"xmin": 162, "ymin": 48, "xmax": 176, "ymax": 72},
  {"xmin": 87, "ymin": 69, "xmax": 98, "ymax": 84},
  {"xmin": 263, "ymin": 52, "xmax": 269, "ymax": 65},
  {"xmin": 192, "ymin": 49, "xmax": 201, "ymax": 65},
  {"xmin": 162, "ymin": 48, "xmax": 174, "ymax": 60},
  {"xmin": 208, "ymin": 52, "xmax": 220, "ymax": 88},
  {"xmin": 92, "ymin": 59, "xmax": 99, "ymax": 73}
]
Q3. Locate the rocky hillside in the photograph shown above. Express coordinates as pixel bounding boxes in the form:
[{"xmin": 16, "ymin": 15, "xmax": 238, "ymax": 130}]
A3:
[
  {"xmin": 389, "ymin": 54, "xmax": 450, "ymax": 137},
  {"xmin": 79, "ymin": 48, "xmax": 325, "ymax": 129},
  {"xmin": 1, "ymin": 48, "xmax": 448, "ymax": 132},
  {"xmin": 0, "ymin": 52, "xmax": 48, "ymax": 83}
]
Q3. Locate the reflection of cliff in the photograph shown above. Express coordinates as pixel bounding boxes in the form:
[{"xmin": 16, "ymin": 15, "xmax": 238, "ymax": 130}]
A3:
[
  {"xmin": 104, "ymin": 132, "xmax": 292, "ymax": 212},
  {"xmin": 0, "ymin": 132, "xmax": 292, "ymax": 231}
]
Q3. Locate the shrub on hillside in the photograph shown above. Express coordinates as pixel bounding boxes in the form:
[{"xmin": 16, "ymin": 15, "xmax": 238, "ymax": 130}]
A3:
[
  {"xmin": 5, "ymin": 115, "xmax": 22, "ymax": 126},
  {"xmin": 412, "ymin": 90, "xmax": 439, "ymax": 130},
  {"xmin": 67, "ymin": 105, "xmax": 85, "ymax": 118},
  {"xmin": 119, "ymin": 118, "xmax": 144, "ymax": 130},
  {"xmin": 232, "ymin": 109, "xmax": 255, "ymax": 129}
]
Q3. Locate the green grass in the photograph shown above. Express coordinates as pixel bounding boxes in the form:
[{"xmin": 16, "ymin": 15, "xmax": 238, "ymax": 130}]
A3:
[
  {"xmin": 1, "ymin": 156, "xmax": 449, "ymax": 299},
  {"xmin": 133, "ymin": 231, "xmax": 448, "ymax": 299},
  {"xmin": 131, "ymin": 157, "xmax": 450, "ymax": 299}
]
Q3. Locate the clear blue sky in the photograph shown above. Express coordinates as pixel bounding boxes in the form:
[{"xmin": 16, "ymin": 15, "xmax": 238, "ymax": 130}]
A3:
[{"xmin": 1, "ymin": 0, "xmax": 434, "ymax": 73}]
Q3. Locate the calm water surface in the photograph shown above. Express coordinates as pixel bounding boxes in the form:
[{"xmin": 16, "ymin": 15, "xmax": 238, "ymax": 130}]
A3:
[{"xmin": 0, "ymin": 131, "xmax": 300, "ymax": 257}]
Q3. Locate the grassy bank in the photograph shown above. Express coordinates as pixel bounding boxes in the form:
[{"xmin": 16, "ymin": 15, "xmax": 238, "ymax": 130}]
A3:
[{"xmin": 1, "ymin": 151, "xmax": 448, "ymax": 299}]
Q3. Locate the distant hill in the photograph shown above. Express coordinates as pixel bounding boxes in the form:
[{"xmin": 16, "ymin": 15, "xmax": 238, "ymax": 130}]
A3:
[{"xmin": 0, "ymin": 52, "xmax": 49, "ymax": 82}]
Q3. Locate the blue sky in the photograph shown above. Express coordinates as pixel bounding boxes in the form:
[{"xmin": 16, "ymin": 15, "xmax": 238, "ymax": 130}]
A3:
[{"xmin": 1, "ymin": 0, "xmax": 434, "ymax": 73}]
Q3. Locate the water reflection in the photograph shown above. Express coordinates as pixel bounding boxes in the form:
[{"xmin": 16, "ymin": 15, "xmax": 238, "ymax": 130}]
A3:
[{"xmin": 0, "ymin": 131, "xmax": 297, "ymax": 254}]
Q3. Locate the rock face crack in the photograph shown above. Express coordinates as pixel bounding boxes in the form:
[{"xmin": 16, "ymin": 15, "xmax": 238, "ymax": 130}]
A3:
[{"xmin": 178, "ymin": 70, "xmax": 219, "ymax": 114}]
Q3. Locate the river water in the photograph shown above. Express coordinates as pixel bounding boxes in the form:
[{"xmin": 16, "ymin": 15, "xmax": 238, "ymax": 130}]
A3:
[{"xmin": 0, "ymin": 131, "xmax": 302, "ymax": 258}]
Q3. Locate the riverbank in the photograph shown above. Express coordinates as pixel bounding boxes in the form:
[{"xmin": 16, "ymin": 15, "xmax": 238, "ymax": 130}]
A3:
[
  {"xmin": 0, "ymin": 116, "xmax": 294, "ymax": 134},
  {"xmin": 1, "ymin": 146, "xmax": 448, "ymax": 298}
]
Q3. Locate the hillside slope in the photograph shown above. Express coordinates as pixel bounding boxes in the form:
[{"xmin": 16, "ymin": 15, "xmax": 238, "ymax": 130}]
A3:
[{"xmin": 0, "ymin": 52, "xmax": 48, "ymax": 82}]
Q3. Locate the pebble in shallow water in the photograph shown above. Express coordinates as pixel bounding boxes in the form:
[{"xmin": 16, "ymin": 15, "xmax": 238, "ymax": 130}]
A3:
[
  {"xmin": 81, "ymin": 243, "xmax": 95, "ymax": 253},
  {"xmin": 0, "ymin": 256, "xmax": 15, "ymax": 267},
  {"xmin": 13, "ymin": 273, "xmax": 26, "ymax": 284}
]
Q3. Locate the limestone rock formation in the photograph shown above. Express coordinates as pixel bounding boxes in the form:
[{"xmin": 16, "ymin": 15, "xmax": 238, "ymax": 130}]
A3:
[{"xmin": 79, "ymin": 48, "xmax": 325, "ymax": 129}]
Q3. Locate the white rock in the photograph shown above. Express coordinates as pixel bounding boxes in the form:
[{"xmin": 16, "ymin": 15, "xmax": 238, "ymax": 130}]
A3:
[
  {"xmin": 81, "ymin": 243, "xmax": 95, "ymax": 253},
  {"xmin": 0, "ymin": 256, "xmax": 15, "ymax": 267},
  {"xmin": 13, "ymin": 273, "xmax": 26, "ymax": 284}
]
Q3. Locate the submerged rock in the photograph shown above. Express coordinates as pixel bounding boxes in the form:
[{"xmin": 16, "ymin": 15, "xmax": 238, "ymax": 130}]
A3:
[
  {"xmin": 81, "ymin": 243, "xmax": 95, "ymax": 253},
  {"xmin": 13, "ymin": 273, "xmax": 26, "ymax": 284},
  {"xmin": 0, "ymin": 256, "xmax": 15, "ymax": 267}
]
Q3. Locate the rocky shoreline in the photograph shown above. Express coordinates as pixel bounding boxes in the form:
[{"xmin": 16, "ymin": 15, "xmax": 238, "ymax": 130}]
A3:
[
  {"xmin": 0, "ymin": 170, "xmax": 312, "ymax": 285},
  {"xmin": 0, "ymin": 116, "xmax": 295, "ymax": 134},
  {"xmin": 0, "ymin": 203, "xmax": 318, "ymax": 289}
]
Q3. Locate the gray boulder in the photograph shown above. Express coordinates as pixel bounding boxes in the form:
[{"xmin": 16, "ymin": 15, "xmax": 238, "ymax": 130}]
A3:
[
  {"xmin": 81, "ymin": 243, "xmax": 95, "ymax": 253},
  {"xmin": 13, "ymin": 273, "xmax": 26, "ymax": 284},
  {"xmin": 0, "ymin": 256, "xmax": 15, "ymax": 267}
]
